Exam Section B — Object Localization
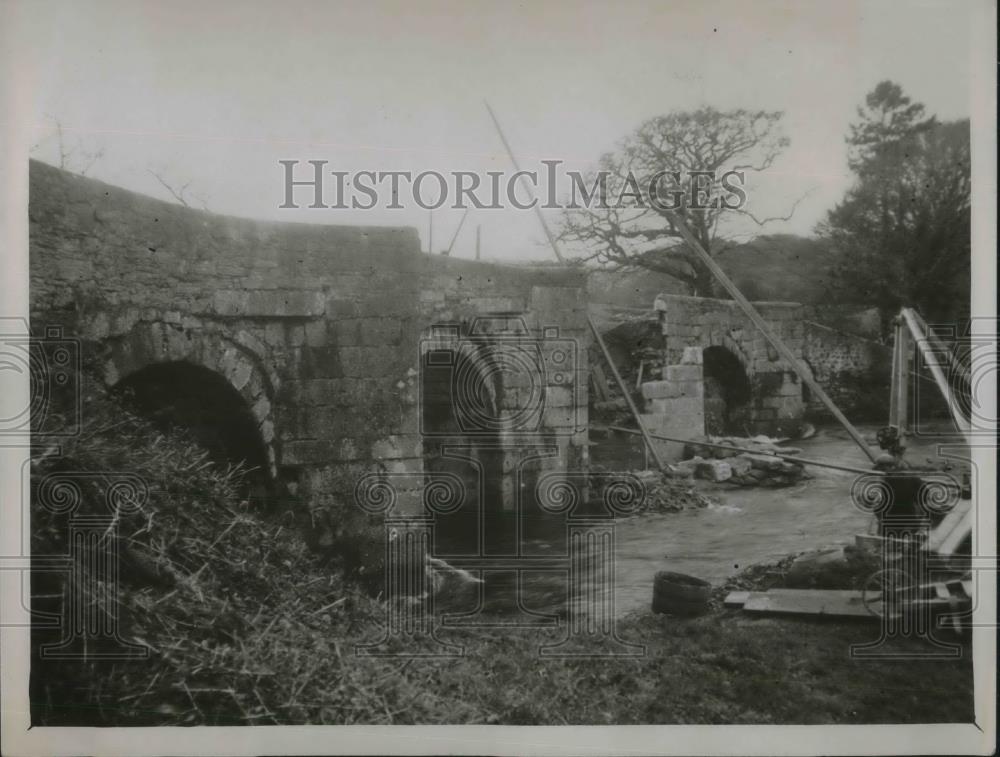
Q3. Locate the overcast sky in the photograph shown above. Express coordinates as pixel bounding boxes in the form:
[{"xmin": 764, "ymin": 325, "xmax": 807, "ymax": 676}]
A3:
[{"xmin": 10, "ymin": 0, "xmax": 982, "ymax": 262}]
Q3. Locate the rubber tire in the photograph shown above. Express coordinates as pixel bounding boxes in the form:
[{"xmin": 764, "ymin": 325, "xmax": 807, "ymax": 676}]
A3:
[{"xmin": 652, "ymin": 571, "xmax": 711, "ymax": 617}]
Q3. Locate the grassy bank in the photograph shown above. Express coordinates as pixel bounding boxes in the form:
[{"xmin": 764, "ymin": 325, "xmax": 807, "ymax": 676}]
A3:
[{"xmin": 31, "ymin": 376, "xmax": 973, "ymax": 726}]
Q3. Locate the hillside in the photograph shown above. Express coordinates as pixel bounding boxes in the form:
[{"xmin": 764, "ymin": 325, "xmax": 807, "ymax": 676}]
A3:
[{"xmin": 586, "ymin": 234, "xmax": 845, "ymax": 307}]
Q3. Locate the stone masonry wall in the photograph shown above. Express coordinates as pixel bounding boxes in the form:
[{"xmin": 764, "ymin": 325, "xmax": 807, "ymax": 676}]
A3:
[
  {"xmin": 28, "ymin": 160, "xmax": 589, "ymax": 521},
  {"xmin": 802, "ymin": 320, "xmax": 892, "ymax": 420}
]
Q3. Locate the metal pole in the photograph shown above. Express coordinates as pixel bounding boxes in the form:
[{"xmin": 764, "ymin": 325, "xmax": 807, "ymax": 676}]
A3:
[
  {"xmin": 665, "ymin": 212, "xmax": 879, "ymax": 464},
  {"xmin": 603, "ymin": 425, "xmax": 883, "ymax": 477}
]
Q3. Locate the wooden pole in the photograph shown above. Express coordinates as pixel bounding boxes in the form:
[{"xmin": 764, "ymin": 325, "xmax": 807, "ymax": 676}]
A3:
[
  {"xmin": 484, "ymin": 101, "xmax": 565, "ymax": 262},
  {"xmin": 665, "ymin": 212, "xmax": 879, "ymax": 464},
  {"xmin": 590, "ymin": 315, "xmax": 667, "ymax": 471},
  {"xmin": 428, "ymin": 211, "xmax": 433, "ymax": 254},
  {"xmin": 475, "ymin": 224, "xmax": 481, "ymax": 260},
  {"xmin": 889, "ymin": 316, "xmax": 903, "ymax": 429},
  {"xmin": 444, "ymin": 209, "xmax": 469, "ymax": 257},
  {"xmin": 485, "ymin": 101, "xmax": 667, "ymax": 471},
  {"xmin": 900, "ymin": 308, "xmax": 972, "ymax": 444},
  {"xmin": 896, "ymin": 318, "xmax": 910, "ymax": 435}
]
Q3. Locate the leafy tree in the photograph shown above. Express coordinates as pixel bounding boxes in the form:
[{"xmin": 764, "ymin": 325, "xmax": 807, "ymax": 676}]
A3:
[
  {"xmin": 558, "ymin": 108, "xmax": 793, "ymax": 297},
  {"xmin": 820, "ymin": 82, "xmax": 971, "ymax": 330}
]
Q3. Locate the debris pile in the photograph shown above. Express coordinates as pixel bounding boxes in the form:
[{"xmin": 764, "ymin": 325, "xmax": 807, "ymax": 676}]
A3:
[
  {"xmin": 677, "ymin": 434, "xmax": 812, "ymax": 487},
  {"xmin": 618, "ymin": 469, "xmax": 717, "ymax": 513}
]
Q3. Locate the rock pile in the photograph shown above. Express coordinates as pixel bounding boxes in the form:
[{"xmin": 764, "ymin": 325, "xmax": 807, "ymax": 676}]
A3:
[
  {"xmin": 677, "ymin": 435, "xmax": 812, "ymax": 487},
  {"xmin": 623, "ymin": 469, "xmax": 717, "ymax": 513}
]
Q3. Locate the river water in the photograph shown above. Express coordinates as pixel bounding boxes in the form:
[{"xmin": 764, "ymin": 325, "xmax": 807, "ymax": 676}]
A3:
[{"xmin": 605, "ymin": 422, "xmax": 969, "ymax": 616}]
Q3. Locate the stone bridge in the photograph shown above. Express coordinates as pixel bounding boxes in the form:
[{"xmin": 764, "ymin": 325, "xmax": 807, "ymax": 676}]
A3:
[
  {"xmin": 638, "ymin": 293, "xmax": 888, "ymax": 454},
  {"xmin": 28, "ymin": 160, "xmax": 590, "ymax": 533}
]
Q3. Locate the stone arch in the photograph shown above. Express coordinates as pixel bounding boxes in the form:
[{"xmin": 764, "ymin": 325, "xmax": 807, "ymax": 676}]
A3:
[
  {"xmin": 702, "ymin": 344, "xmax": 753, "ymax": 435},
  {"xmin": 705, "ymin": 328, "xmax": 755, "ymax": 380},
  {"xmin": 101, "ymin": 320, "xmax": 279, "ymax": 479}
]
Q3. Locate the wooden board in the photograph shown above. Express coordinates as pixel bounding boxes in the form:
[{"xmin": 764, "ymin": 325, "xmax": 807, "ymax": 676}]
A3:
[
  {"xmin": 740, "ymin": 589, "xmax": 873, "ymax": 619},
  {"xmin": 937, "ymin": 509, "xmax": 973, "ymax": 556},
  {"xmin": 926, "ymin": 500, "xmax": 972, "ymax": 555},
  {"xmin": 723, "ymin": 591, "xmax": 750, "ymax": 608}
]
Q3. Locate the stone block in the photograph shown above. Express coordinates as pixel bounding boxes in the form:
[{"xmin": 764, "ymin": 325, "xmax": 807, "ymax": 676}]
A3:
[
  {"xmin": 641, "ymin": 380, "xmax": 681, "ymax": 401},
  {"xmin": 647, "ymin": 396, "xmax": 704, "ymax": 425},
  {"xmin": 281, "ymin": 439, "xmax": 336, "ymax": 465},
  {"xmin": 544, "ymin": 385, "xmax": 574, "ymax": 409},
  {"xmin": 331, "ymin": 319, "xmax": 362, "ymax": 347},
  {"xmin": 672, "ymin": 457, "xmax": 702, "ymax": 477},
  {"xmin": 680, "ymin": 346, "xmax": 703, "ymax": 365},
  {"xmin": 304, "ymin": 320, "xmax": 327, "ymax": 347},
  {"xmin": 664, "ymin": 364, "xmax": 702, "ymax": 382},
  {"xmin": 542, "ymin": 405, "xmax": 578, "ymax": 432},
  {"xmin": 639, "ymin": 403, "xmax": 705, "ymax": 462},
  {"xmin": 695, "ymin": 459, "xmax": 732, "ymax": 482},
  {"xmin": 360, "ymin": 317, "xmax": 403, "ymax": 347},
  {"xmin": 672, "ymin": 379, "xmax": 703, "ymax": 400}
]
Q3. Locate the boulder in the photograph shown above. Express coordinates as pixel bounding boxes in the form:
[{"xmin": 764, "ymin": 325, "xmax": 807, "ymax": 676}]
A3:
[{"xmin": 672, "ymin": 457, "xmax": 702, "ymax": 478}]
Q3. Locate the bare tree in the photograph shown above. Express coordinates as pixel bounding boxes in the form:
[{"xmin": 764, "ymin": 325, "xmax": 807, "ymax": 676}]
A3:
[
  {"xmin": 558, "ymin": 107, "xmax": 795, "ymax": 297},
  {"xmin": 32, "ymin": 115, "xmax": 106, "ymax": 176},
  {"xmin": 147, "ymin": 169, "xmax": 209, "ymax": 211}
]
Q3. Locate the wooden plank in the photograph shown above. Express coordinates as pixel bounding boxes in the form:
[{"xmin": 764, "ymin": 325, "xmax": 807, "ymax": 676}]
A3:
[
  {"xmin": 741, "ymin": 589, "xmax": 873, "ymax": 618},
  {"xmin": 938, "ymin": 509, "xmax": 973, "ymax": 557},
  {"xmin": 723, "ymin": 591, "xmax": 750, "ymax": 608},
  {"xmin": 926, "ymin": 501, "xmax": 972, "ymax": 553}
]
